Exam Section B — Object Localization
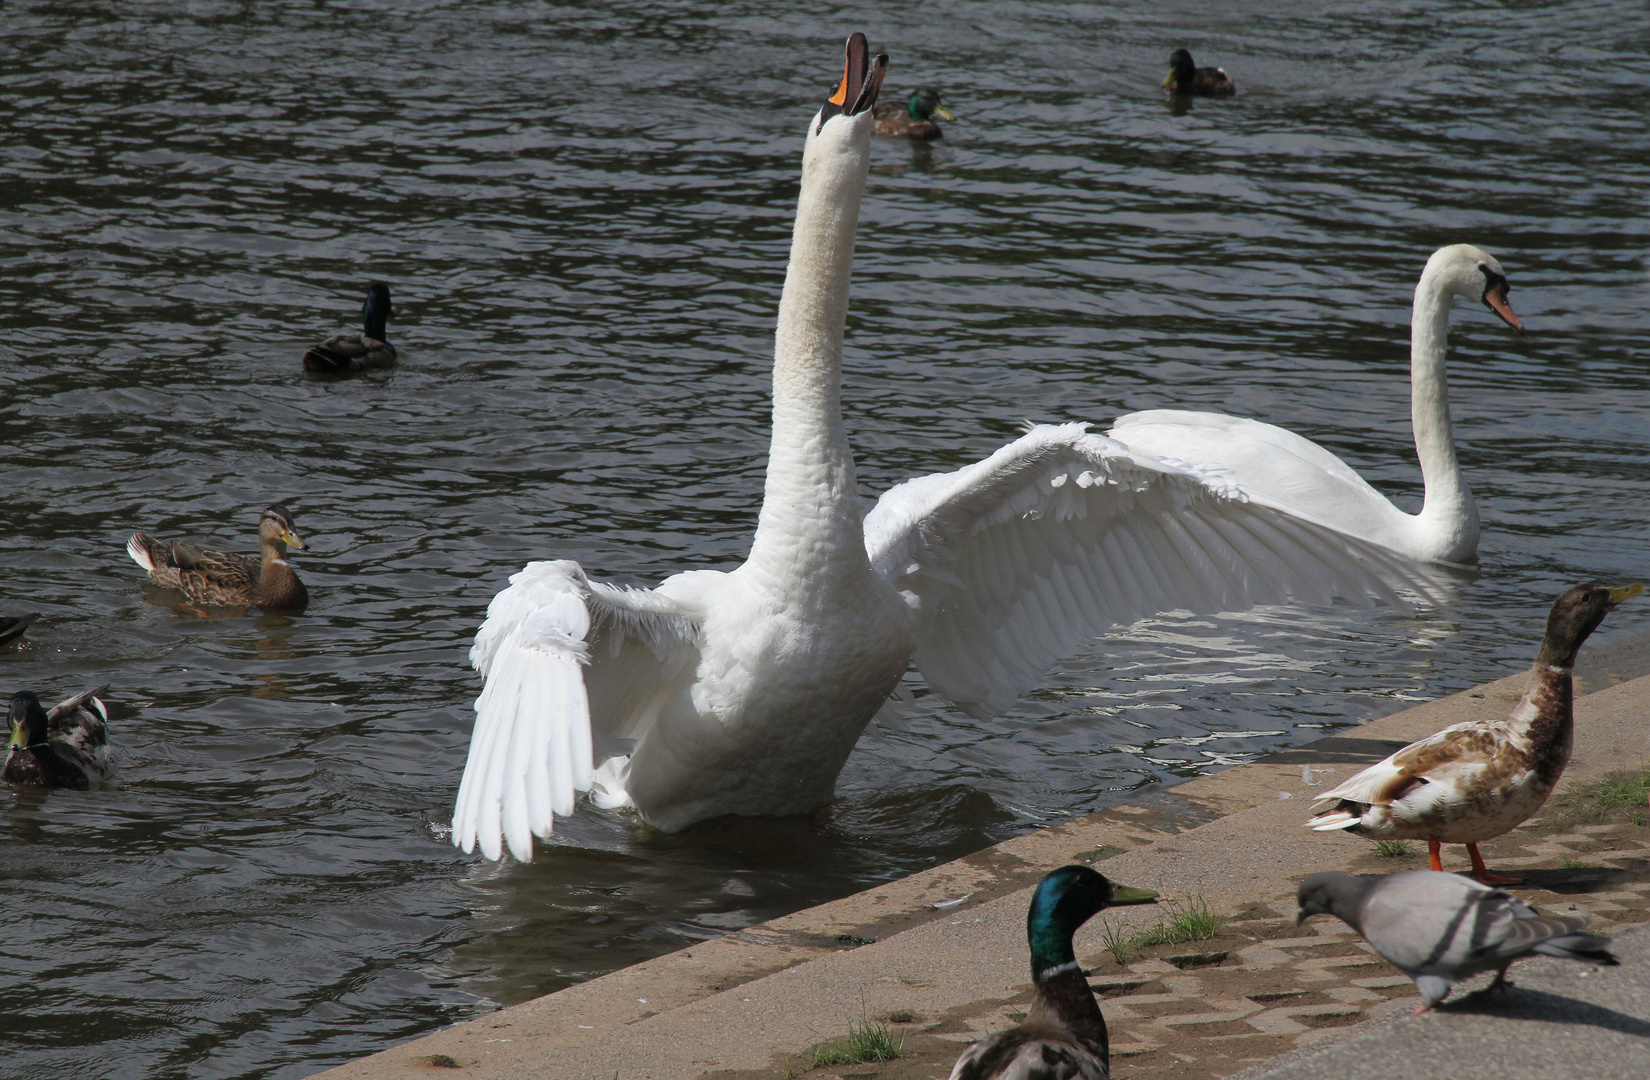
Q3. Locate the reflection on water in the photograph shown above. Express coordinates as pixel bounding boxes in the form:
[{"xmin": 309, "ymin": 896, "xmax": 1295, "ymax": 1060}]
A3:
[{"xmin": 2, "ymin": 1, "xmax": 1648, "ymax": 1076}]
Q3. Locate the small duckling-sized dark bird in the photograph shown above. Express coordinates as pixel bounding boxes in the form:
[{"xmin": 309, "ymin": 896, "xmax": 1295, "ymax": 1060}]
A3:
[
  {"xmin": 1307, "ymin": 583, "xmax": 1640, "ymax": 884},
  {"xmin": 1298, "ymin": 870, "xmax": 1617, "ymax": 1015},
  {"xmin": 126, "ymin": 504, "xmax": 310, "ymax": 613},
  {"xmin": 5, "ymin": 686, "xmax": 113, "ymax": 788},
  {"xmin": 873, "ymin": 87, "xmax": 955, "ymax": 138},
  {"xmin": 303, "ymin": 283, "xmax": 396, "ymax": 374},
  {"xmin": 1163, "ymin": 48, "xmax": 1234, "ymax": 97},
  {"xmin": 948, "ymin": 866, "xmax": 1158, "ymax": 1080},
  {"xmin": 0, "ymin": 613, "xmax": 37, "ymax": 648}
]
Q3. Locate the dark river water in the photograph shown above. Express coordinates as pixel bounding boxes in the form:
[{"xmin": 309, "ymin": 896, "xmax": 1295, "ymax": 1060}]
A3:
[{"xmin": 2, "ymin": 1, "xmax": 1648, "ymax": 1076}]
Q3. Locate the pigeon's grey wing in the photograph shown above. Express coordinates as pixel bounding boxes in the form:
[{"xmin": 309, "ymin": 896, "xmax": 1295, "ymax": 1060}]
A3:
[{"xmin": 1358, "ymin": 871, "xmax": 1498, "ymax": 973}]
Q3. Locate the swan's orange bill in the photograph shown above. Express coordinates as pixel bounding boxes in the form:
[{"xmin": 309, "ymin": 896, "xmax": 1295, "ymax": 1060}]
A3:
[
  {"xmin": 830, "ymin": 32, "xmax": 868, "ymax": 108},
  {"xmin": 1483, "ymin": 279, "xmax": 1522, "ymax": 331}
]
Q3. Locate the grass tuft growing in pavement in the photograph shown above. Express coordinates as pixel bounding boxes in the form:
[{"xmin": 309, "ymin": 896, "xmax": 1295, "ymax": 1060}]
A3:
[
  {"xmin": 1129, "ymin": 898, "xmax": 1220, "ymax": 950},
  {"xmin": 1372, "ymin": 839, "xmax": 1413, "ymax": 857},
  {"xmin": 1551, "ymin": 768, "xmax": 1650, "ymax": 827},
  {"xmin": 809, "ymin": 1020, "xmax": 902, "ymax": 1068}
]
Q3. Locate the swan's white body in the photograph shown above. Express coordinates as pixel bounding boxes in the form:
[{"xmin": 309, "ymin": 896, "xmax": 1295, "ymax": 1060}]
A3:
[
  {"xmin": 452, "ymin": 44, "xmax": 1442, "ymax": 862},
  {"xmin": 1108, "ymin": 245, "xmax": 1520, "ymax": 565}
]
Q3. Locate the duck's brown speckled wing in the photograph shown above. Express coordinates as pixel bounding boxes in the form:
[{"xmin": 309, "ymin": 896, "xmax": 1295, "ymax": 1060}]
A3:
[{"xmin": 169, "ymin": 542, "xmax": 262, "ymax": 606}]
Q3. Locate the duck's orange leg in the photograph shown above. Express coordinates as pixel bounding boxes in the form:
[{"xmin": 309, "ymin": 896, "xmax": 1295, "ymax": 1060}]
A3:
[
  {"xmin": 1428, "ymin": 839, "xmax": 1443, "ymax": 872},
  {"xmin": 1467, "ymin": 842, "xmax": 1521, "ymax": 886}
]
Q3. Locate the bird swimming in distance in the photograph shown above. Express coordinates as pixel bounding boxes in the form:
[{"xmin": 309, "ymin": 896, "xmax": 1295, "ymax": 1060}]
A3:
[
  {"xmin": 4, "ymin": 686, "xmax": 113, "ymax": 788},
  {"xmin": 1297, "ymin": 870, "xmax": 1617, "ymax": 1015},
  {"xmin": 0, "ymin": 613, "xmax": 37, "ymax": 649},
  {"xmin": 873, "ymin": 87, "xmax": 954, "ymax": 138},
  {"xmin": 126, "ymin": 505, "xmax": 310, "ymax": 613},
  {"xmin": 1109, "ymin": 245, "xmax": 1524, "ymax": 565},
  {"xmin": 949, "ymin": 866, "xmax": 1158, "ymax": 1080},
  {"xmin": 303, "ymin": 283, "xmax": 396, "ymax": 374},
  {"xmin": 452, "ymin": 32, "xmax": 1441, "ymax": 863},
  {"xmin": 1162, "ymin": 48, "xmax": 1234, "ymax": 97},
  {"xmin": 1306, "ymin": 582, "xmax": 1641, "ymax": 883}
]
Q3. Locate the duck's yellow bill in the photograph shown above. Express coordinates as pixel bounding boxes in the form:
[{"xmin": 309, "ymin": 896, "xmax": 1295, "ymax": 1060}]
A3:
[
  {"xmin": 1109, "ymin": 885, "xmax": 1159, "ymax": 905},
  {"xmin": 1608, "ymin": 583, "xmax": 1644, "ymax": 604},
  {"xmin": 933, "ymin": 105, "xmax": 956, "ymax": 121}
]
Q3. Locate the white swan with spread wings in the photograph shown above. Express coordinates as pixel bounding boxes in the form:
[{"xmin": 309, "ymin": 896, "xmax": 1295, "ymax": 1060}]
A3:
[{"xmin": 452, "ymin": 35, "xmax": 1439, "ymax": 862}]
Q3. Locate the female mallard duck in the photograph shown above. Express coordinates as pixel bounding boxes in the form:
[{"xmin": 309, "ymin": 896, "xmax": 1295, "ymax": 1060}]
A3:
[
  {"xmin": 1163, "ymin": 48, "xmax": 1234, "ymax": 97},
  {"xmin": 0, "ymin": 613, "xmax": 37, "ymax": 648},
  {"xmin": 1307, "ymin": 582, "xmax": 1642, "ymax": 884},
  {"xmin": 873, "ymin": 87, "xmax": 954, "ymax": 138},
  {"xmin": 126, "ymin": 504, "xmax": 310, "ymax": 613},
  {"xmin": 302, "ymin": 283, "xmax": 396, "ymax": 374},
  {"xmin": 948, "ymin": 866, "xmax": 1158, "ymax": 1080},
  {"xmin": 5, "ymin": 686, "xmax": 112, "ymax": 788}
]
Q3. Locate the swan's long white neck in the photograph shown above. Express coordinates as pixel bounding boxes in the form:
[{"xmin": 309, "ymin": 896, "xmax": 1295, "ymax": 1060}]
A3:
[
  {"xmin": 745, "ymin": 115, "xmax": 874, "ymax": 594},
  {"xmin": 1408, "ymin": 262, "xmax": 1478, "ymax": 559}
]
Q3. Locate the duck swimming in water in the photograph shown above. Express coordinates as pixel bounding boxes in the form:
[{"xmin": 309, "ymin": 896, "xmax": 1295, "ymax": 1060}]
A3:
[
  {"xmin": 0, "ymin": 613, "xmax": 37, "ymax": 649},
  {"xmin": 873, "ymin": 87, "xmax": 954, "ymax": 138},
  {"xmin": 1162, "ymin": 48, "xmax": 1234, "ymax": 97},
  {"xmin": 5, "ymin": 686, "xmax": 112, "ymax": 788},
  {"xmin": 126, "ymin": 505, "xmax": 310, "ymax": 613},
  {"xmin": 303, "ymin": 283, "xmax": 396, "ymax": 374}
]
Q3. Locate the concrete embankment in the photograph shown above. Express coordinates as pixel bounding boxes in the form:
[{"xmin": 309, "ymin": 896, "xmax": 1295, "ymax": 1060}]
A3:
[{"xmin": 314, "ymin": 632, "xmax": 1650, "ymax": 1080}]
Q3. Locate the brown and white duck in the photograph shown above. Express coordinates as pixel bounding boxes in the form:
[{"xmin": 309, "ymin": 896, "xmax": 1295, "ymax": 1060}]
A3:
[
  {"xmin": 1307, "ymin": 583, "xmax": 1642, "ymax": 884},
  {"xmin": 1162, "ymin": 48, "xmax": 1234, "ymax": 98},
  {"xmin": 5, "ymin": 686, "xmax": 112, "ymax": 788},
  {"xmin": 126, "ymin": 504, "xmax": 310, "ymax": 613},
  {"xmin": 948, "ymin": 866, "xmax": 1157, "ymax": 1080}
]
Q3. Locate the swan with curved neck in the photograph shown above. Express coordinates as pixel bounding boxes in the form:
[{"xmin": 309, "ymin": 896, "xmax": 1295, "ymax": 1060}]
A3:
[
  {"xmin": 452, "ymin": 37, "xmax": 1444, "ymax": 862},
  {"xmin": 1109, "ymin": 244, "xmax": 1523, "ymax": 564}
]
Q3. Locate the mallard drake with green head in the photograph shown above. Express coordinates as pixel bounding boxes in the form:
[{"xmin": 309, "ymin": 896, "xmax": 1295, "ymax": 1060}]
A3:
[
  {"xmin": 1307, "ymin": 583, "xmax": 1641, "ymax": 884},
  {"xmin": 948, "ymin": 866, "xmax": 1158, "ymax": 1080},
  {"xmin": 303, "ymin": 283, "xmax": 396, "ymax": 374},
  {"xmin": 873, "ymin": 87, "xmax": 954, "ymax": 138},
  {"xmin": 126, "ymin": 505, "xmax": 310, "ymax": 613},
  {"xmin": 1163, "ymin": 48, "xmax": 1234, "ymax": 97},
  {"xmin": 5, "ymin": 686, "xmax": 112, "ymax": 788},
  {"xmin": 0, "ymin": 613, "xmax": 37, "ymax": 649}
]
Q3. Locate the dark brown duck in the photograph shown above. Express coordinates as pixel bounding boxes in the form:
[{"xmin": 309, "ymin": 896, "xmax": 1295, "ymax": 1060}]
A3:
[
  {"xmin": 1163, "ymin": 48, "xmax": 1234, "ymax": 98},
  {"xmin": 126, "ymin": 504, "xmax": 310, "ymax": 613}
]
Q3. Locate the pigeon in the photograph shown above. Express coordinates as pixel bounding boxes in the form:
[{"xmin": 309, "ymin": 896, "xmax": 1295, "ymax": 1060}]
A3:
[{"xmin": 1296, "ymin": 870, "xmax": 1617, "ymax": 1014}]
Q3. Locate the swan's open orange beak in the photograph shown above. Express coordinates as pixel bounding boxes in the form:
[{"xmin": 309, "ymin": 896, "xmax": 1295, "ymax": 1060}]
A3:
[
  {"xmin": 821, "ymin": 32, "xmax": 889, "ymax": 122},
  {"xmin": 1483, "ymin": 278, "xmax": 1523, "ymax": 332}
]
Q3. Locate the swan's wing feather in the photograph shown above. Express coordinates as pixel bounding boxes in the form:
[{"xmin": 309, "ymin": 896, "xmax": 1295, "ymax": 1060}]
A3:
[
  {"xmin": 453, "ymin": 560, "xmax": 701, "ymax": 862},
  {"xmin": 1109, "ymin": 409, "xmax": 1388, "ymax": 503},
  {"xmin": 865, "ymin": 423, "xmax": 1442, "ymax": 717}
]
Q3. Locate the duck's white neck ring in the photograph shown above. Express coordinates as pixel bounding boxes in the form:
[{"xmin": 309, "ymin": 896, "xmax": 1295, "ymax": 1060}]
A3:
[{"xmin": 1037, "ymin": 959, "xmax": 1082, "ymax": 981}]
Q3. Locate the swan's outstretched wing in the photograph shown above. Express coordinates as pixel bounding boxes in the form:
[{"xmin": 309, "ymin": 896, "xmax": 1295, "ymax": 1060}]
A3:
[
  {"xmin": 454, "ymin": 560, "xmax": 702, "ymax": 862},
  {"xmin": 864, "ymin": 423, "xmax": 1442, "ymax": 718}
]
